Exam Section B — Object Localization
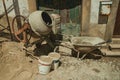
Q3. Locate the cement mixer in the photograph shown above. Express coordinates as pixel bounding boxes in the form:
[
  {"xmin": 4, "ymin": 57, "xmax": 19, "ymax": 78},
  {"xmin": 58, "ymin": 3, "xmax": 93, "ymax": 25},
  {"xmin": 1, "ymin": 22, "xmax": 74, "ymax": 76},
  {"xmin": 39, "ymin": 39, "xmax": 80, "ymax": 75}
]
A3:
[
  {"xmin": 28, "ymin": 11, "xmax": 52, "ymax": 36},
  {"xmin": 12, "ymin": 11, "xmax": 62, "ymax": 56},
  {"xmin": 12, "ymin": 11, "xmax": 60, "ymax": 43}
]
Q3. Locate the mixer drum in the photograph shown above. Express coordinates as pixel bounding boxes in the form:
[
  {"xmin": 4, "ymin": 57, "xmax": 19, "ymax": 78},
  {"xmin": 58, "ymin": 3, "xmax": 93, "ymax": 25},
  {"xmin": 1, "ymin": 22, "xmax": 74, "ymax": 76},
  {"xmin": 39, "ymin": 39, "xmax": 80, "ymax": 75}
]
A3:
[{"xmin": 28, "ymin": 11, "xmax": 52, "ymax": 36}]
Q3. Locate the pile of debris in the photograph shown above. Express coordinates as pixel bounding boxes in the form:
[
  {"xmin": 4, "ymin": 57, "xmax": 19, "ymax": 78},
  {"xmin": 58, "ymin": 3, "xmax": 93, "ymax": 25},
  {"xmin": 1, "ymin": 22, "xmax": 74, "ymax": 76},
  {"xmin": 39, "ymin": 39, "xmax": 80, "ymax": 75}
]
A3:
[
  {"xmin": 35, "ymin": 56, "xmax": 120, "ymax": 80},
  {"xmin": 0, "ymin": 40, "xmax": 120, "ymax": 80},
  {"xmin": 0, "ymin": 42, "xmax": 38, "ymax": 80}
]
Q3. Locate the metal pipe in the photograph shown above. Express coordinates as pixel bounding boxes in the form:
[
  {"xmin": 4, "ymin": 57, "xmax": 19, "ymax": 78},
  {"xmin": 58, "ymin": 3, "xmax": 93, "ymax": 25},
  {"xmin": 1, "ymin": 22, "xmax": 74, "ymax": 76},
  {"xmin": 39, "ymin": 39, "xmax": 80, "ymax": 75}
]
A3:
[
  {"xmin": 2, "ymin": 0, "xmax": 13, "ymax": 40},
  {"xmin": 13, "ymin": 0, "xmax": 22, "ymax": 28},
  {"xmin": 13, "ymin": 0, "xmax": 23, "ymax": 39}
]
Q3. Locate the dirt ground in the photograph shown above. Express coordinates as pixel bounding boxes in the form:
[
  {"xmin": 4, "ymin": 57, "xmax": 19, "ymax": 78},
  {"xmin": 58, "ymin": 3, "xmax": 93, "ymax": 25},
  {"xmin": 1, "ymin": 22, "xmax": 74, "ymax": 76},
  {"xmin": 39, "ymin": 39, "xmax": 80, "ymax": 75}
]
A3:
[{"xmin": 0, "ymin": 36, "xmax": 120, "ymax": 80}]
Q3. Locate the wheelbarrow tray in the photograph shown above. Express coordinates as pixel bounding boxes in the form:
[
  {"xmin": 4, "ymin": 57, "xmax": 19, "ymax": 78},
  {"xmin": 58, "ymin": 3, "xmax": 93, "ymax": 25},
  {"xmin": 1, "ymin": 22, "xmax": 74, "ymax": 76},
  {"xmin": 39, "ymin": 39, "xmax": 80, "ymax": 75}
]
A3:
[{"xmin": 70, "ymin": 37, "xmax": 105, "ymax": 52}]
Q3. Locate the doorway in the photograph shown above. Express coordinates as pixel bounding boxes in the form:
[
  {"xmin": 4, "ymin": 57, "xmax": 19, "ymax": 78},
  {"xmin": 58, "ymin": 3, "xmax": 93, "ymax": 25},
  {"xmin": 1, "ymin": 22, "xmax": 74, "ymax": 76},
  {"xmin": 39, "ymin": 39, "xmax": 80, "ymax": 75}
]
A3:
[{"xmin": 113, "ymin": 1, "xmax": 120, "ymax": 38}]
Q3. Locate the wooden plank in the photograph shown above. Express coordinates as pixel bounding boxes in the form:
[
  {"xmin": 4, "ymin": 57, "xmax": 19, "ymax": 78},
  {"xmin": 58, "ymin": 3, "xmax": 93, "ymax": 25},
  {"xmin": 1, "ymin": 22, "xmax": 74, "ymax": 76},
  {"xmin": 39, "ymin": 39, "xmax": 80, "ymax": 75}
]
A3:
[
  {"xmin": 101, "ymin": 48, "xmax": 120, "ymax": 56},
  {"xmin": 105, "ymin": 51, "xmax": 120, "ymax": 56},
  {"xmin": 81, "ymin": 0, "xmax": 91, "ymax": 35},
  {"xmin": 27, "ymin": 0, "xmax": 37, "ymax": 13},
  {"xmin": 112, "ymin": 38, "xmax": 120, "ymax": 44},
  {"xmin": 110, "ymin": 44, "xmax": 120, "ymax": 49},
  {"xmin": 113, "ymin": 35, "xmax": 120, "ymax": 38}
]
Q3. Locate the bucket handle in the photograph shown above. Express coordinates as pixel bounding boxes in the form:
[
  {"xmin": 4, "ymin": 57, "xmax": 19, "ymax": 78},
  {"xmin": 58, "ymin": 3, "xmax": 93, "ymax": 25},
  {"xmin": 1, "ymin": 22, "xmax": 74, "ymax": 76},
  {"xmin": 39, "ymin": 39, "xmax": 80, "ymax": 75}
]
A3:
[{"xmin": 54, "ymin": 46, "xmax": 59, "ymax": 52}]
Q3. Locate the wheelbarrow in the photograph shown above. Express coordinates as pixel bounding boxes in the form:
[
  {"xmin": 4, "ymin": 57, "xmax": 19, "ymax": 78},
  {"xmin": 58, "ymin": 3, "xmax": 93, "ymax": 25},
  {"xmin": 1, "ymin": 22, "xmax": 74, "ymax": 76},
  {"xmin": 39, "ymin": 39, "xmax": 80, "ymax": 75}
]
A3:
[{"xmin": 70, "ymin": 36, "xmax": 106, "ymax": 60}]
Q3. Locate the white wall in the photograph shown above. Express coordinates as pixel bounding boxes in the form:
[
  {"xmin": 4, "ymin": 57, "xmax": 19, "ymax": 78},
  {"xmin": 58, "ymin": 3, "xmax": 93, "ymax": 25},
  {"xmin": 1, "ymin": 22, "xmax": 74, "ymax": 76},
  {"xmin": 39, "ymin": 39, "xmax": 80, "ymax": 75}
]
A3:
[
  {"xmin": 90, "ymin": 0, "xmax": 112, "ymax": 24},
  {"xmin": 90, "ymin": 0, "xmax": 100, "ymax": 24},
  {"xmin": 0, "ymin": 0, "xmax": 29, "ymax": 17}
]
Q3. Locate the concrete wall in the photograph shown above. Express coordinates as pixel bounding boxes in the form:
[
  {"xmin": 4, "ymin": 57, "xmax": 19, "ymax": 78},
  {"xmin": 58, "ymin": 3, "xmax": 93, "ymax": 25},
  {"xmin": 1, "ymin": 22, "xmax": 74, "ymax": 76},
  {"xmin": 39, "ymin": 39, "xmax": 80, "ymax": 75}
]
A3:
[
  {"xmin": 0, "ymin": 0, "xmax": 29, "ymax": 17},
  {"xmin": 88, "ymin": 0, "xmax": 108, "ymax": 39}
]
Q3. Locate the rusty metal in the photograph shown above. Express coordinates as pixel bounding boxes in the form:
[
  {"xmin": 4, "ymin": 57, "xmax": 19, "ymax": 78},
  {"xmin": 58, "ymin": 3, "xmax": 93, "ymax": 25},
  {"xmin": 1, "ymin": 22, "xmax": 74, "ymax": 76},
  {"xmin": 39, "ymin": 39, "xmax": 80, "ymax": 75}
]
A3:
[
  {"xmin": 12, "ymin": 15, "xmax": 31, "ymax": 43},
  {"xmin": 80, "ymin": 41, "xmax": 107, "ymax": 60},
  {"xmin": 2, "ymin": 0, "xmax": 13, "ymax": 40}
]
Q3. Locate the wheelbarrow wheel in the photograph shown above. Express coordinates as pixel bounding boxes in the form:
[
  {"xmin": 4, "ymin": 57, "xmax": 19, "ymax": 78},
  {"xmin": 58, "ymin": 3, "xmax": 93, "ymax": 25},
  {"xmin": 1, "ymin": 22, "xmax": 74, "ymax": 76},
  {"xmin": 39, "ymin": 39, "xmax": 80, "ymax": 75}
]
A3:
[{"xmin": 12, "ymin": 15, "xmax": 32, "ymax": 43}]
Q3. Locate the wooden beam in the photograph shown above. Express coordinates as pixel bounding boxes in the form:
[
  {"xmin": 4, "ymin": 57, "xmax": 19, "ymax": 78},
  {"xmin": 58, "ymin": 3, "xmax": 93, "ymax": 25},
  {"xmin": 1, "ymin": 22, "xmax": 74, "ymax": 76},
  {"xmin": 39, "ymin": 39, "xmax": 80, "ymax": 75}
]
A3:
[
  {"xmin": 104, "ymin": 0, "xmax": 120, "ymax": 41},
  {"xmin": 27, "ymin": 0, "xmax": 37, "ymax": 13},
  {"xmin": 81, "ymin": 0, "xmax": 91, "ymax": 36}
]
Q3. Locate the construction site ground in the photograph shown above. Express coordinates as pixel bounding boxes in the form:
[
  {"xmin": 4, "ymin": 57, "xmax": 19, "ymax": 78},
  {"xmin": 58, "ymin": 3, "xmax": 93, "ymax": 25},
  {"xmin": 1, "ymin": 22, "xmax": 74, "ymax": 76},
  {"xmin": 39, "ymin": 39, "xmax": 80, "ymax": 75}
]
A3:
[{"xmin": 0, "ymin": 36, "xmax": 120, "ymax": 80}]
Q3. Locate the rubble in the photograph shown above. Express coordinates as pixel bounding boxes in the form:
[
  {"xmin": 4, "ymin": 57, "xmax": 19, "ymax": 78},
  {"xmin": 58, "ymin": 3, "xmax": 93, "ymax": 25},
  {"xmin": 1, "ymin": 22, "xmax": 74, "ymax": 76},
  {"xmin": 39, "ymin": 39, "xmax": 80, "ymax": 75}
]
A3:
[
  {"xmin": 0, "ymin": 42, "xmax": 120, "ymax": 80},
  {"xmin": 35, "ymin": 56, "xmax": 120, "ymax": 80}
]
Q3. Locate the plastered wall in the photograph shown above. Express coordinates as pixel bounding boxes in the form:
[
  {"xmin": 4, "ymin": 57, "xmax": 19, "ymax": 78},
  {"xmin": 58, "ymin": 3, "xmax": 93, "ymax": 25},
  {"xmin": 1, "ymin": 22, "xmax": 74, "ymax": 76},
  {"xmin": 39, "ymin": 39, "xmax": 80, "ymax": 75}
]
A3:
[
  {"xmin": 0, "ymin": 0, "xmax": 29, "ymax": 17},
  {"xmin": 82, "ymin": 0, "xmax": 119, "ymax": 41}
]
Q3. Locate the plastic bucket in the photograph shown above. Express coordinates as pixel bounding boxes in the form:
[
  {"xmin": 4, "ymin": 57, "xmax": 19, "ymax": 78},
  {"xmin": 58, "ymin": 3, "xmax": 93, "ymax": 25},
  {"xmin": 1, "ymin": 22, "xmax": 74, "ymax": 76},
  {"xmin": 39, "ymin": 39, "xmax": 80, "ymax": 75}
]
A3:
[
  {"xmin": 48, "ymin": 52, "xmax": 61, "ymax": 70},
  {"xmin": 38, "ymin": 56, "xmax": 53, "ymax": 74}
]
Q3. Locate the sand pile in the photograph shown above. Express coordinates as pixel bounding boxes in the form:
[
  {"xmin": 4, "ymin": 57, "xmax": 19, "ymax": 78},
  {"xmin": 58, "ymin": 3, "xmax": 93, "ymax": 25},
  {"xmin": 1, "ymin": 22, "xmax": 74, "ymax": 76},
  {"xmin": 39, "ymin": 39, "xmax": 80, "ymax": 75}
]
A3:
[
  {"xmin": 35, "ymin": 56, "xmax": 120, "ymax": 80},
  {"xmin": 0, "ymin": 42, "xmax": 38, "ymax": 80},
  {"xmin": 0, "ymin": 42, "xmax": 120, "ymax": 80}
]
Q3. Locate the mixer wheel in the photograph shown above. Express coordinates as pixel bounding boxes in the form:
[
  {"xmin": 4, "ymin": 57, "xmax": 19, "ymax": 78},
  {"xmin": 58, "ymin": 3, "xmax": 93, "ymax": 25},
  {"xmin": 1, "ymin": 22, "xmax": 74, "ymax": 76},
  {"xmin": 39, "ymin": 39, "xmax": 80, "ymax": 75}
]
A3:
[{"xmin": 12, "ymin": 15, "xmax": 32, "ymax": 43}]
